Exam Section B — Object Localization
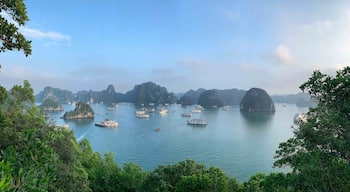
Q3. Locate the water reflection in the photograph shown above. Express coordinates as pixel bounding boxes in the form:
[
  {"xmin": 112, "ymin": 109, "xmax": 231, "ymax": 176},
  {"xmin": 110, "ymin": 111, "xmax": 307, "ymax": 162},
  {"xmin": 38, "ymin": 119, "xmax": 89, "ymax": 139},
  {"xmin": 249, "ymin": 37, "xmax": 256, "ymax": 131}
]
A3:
[{"xmin": 240, "ymin": 112, "xmax": 274, "ymax": 128}]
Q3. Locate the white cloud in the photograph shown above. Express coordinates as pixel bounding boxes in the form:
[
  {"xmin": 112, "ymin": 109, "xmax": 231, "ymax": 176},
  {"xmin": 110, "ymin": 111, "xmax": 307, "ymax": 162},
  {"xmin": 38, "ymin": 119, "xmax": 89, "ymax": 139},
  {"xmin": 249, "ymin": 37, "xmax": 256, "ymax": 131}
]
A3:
[
  {"xmin": 275, "ymin": 44, "xmax": 293, "ymax": 64},
  {"xmin": 21, "ymin": 28, "xmax": 71, "ymax": 45},
  {"xmin": 2, "ymin": 10, "xmax": 71, "ymax": 46}
]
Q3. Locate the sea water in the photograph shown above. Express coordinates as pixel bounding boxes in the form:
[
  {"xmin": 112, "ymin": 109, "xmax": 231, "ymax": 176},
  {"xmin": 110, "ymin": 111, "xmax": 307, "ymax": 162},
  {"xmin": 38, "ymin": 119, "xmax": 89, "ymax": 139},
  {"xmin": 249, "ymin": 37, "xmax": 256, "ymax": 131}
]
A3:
[{"xmin": 49, "ymin": 103, "xmax": 306, "ymax": 181}]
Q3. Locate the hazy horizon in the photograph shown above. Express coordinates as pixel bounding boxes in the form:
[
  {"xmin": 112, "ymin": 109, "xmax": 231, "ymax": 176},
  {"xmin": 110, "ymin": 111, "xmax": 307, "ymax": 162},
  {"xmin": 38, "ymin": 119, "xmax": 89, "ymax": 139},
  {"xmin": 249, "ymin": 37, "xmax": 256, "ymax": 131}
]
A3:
[{"xmin": 2, "ymin": 1, "xmax": 349, "ymax": 95}]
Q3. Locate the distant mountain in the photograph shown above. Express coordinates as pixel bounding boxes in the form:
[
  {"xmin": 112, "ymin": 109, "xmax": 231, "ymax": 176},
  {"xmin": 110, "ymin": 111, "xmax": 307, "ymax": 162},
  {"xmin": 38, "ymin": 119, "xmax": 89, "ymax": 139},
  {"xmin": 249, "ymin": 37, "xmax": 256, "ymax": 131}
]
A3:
[
  {"xmin": 178, "ymin": 88, "xmax": 245, "ymax": 106},
  {"xmin": 122, "ymin": 82, "xmax": 176, "ymax": 106},
  {"xmin": 271, "ymin": 92, "xmax": 315, "ymax": 107},
  {"xmin": 197, "ymin": 89, "xmax": 224, "ymax": 109},
  {"xmin": 40, "ymin": 98, "xmax": 64, "ymax": 111},
  {"xmin": 75, "ymin": 85, "xmax": 119, "ymax": 105},
  {"xmin": 240, "ymin": 88, "xmax": 275, "ymax": 112},
  {"xmin": 177, "ymin": 88, "xmax": 206, "ymax": 106},
  {"xmin": 36, "ymin": 83, "xmax": 314, "ymax": 108},
  {"xmin": 35, "ymin": 87, "xmax": 74, "ymax": 104},
  {"xmin": 217, "ymin": 89, "xmax": 246, "ymax": 106}
]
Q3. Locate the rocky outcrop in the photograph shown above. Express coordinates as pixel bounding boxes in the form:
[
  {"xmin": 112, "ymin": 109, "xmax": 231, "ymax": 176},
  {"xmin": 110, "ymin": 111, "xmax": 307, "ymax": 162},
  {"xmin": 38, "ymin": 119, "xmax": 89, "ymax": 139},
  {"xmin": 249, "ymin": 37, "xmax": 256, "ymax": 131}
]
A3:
[
  {"xmin": 240, "ymin": 88, "xmax": 275, "ymax": 112},
  {"xmin": 75, "ymin": 84, "xmax": 120, "ymax": 105},
  {"xmin": 197, "ymin": 90, "xmax": 224, "ymax": 109},
  {"xmin": 35, "ymin": 87, "xmax": 74, "ymax": 104},
  {"xmin": 63, "ymin": 102, "xmax": 94, "ymax": 119},
  {"xmin": 178, "ymin": 88, "xmax": 206, "ymax": 106},
  {"xmin": 40, "ymin": 98, "xmax": 64, "ymax": 111},
  {"xmin": 217, "ymin": 89, "xmax": 246, "ymax": 106},
  {"xmin": 122, "ymin": 82, "xmax": 176, "ymax": 106}
]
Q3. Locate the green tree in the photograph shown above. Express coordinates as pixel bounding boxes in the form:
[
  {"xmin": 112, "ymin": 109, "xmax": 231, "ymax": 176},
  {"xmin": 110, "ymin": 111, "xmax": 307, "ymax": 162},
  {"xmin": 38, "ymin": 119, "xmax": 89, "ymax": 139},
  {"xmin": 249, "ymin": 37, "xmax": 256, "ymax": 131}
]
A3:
[
  {"xmin": 0, "ymin": 0, "xmax": 31, "ymax": 56},
  {"xmin": 274, "ymin": 67, "xmax": 350, "ymax": 191}
]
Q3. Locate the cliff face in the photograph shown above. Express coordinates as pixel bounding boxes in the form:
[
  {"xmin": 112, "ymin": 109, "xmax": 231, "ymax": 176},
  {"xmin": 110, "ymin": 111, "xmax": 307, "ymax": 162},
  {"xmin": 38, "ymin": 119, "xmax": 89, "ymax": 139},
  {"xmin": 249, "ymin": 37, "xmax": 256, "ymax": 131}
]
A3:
[
  {"xmin": 123, "ymin": 82, "xmax": 176, "ymax": 106},
  {"xmin": 40, "ymin": 98, "xmax": 64, "ymax": 111},
  {"xmin": 35, "ymin": 87, "xmax": 74, "ymax": 104},
  {"xmin": 75, "ymin": 85, "xmax": 118, "ymax": 105},
  {"xmin": 63, "ymin": 102, "xmax": 94, "ymax": 119},
  {"xmin": 197, "ymin": 90, "xmax": 224, "ymax": 109},
  {"xmin": 240, "ymin": 88, "xmax": 275, "ymax": 112},
  {"xmin": 178, "ymin": 88, "xmax": 206, "ymax": 106}
]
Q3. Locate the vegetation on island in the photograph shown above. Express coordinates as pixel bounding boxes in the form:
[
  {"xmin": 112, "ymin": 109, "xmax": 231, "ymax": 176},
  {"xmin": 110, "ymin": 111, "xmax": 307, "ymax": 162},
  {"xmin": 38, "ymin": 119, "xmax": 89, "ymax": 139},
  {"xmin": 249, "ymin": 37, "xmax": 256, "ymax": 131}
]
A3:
[
  {"xmin": 35, "ymin": 86, "xmax": 75, "ymax": 104},
  {"xmin": 40, "ymin": 98, "xmax": 64, "ymax": 111},
  {"xmin": 240, "ymin": 88, "xmax": 275, "ymax": 113},
  {"xmin": 63, "ymin": 101, "xmax": 94, "ymax": 119},
  {"xmin": 197, "ymin": 89, "xmax": 224, "ymax": 109},
  {"xmin": 2, "ymin": 1, "xmax": 350, "ymax": 191}
]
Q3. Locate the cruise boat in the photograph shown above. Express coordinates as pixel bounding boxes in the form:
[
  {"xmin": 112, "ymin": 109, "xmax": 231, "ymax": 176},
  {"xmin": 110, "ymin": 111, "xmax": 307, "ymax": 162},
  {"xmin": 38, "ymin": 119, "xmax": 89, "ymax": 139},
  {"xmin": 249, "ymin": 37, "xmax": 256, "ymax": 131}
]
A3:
[
  {"xmin": 190, "ymin": 109, "xmax": 202, "ymax": 113},
  {"xmin": 136, "ymin": 110, "xmax": 150, "ymax": 118},
  {"xmin": 181, "ymin": 112, "xmax": 192, "ymax": 117},
  {"xmin": 195, "ymin": 105, "xmax": 204, "ymax": 110},
  {"xmin": 159, "ymin": 108, "xmax": 168, "ymax": 115},
  {"xmin": 187, "ymin": 119, "xmax": 208, "ymax": 126},
  {"xmin": 95, "ymin": 119, "xmax": 118, "ymax": 128}
]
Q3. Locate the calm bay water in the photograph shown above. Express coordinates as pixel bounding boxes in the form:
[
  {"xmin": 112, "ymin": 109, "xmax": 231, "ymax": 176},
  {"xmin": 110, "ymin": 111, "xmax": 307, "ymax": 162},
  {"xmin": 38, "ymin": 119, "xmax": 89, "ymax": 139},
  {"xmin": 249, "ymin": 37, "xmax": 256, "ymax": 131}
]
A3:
[{"xmin": 49, "ymin": 103, "xmax": 307, "ymax": 181}]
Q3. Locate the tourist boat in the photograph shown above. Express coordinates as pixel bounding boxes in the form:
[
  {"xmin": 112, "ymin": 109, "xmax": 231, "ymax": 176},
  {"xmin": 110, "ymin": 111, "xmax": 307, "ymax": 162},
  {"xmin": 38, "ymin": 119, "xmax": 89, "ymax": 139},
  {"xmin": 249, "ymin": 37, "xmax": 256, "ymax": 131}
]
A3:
[
  {"xmin": 222, "ymin": 105, "xmax": 230, "ymax": 111},
  {"xmin": 136, "ymin": 110, "xmax": 150, "ymax": 118},
  {"xmin": 107, "ymin": 107, "xmax": 116, "ymax": 111},
  {"xmin": 195, "ymin": 105, "xmax": 204, "ymax": 110},
  {"xmin": 181, "ymin": 112, "xmax": 192, "ymax": 117},
  {"xmin": 95, "ymin": 119, "xmax": 118, "ymax": 128},
  {"xmin": 159, "ymin": 108, "xmax": 168, "ymax": 115},
  {"xmin": 187, "ymin": 119, "xmax": 208, "ymax": 126},
  {"xmin": 155, "ymin": 128, "xmax": 160, "ymax": 132},
  {"xmin": 190, "ymin": 109, "xmax": 202, "ymax": 113}
]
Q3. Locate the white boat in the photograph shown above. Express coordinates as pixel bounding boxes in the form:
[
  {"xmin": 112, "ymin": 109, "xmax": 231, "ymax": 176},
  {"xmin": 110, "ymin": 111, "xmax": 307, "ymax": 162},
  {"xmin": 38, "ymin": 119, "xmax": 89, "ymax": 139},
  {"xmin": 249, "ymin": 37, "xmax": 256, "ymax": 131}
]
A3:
[
  {"xmin": 195, "ymin": 105, "xmax": 204, "ymax": 110},
  {"xmin": 107, "ymin": 107, "xmax": 116, "ymax": 111},
  {"xmin": 222, "ymin": 106, "xmax": 230, "ymax": 111},
  {"xmin": 190, "ymin": 109, "xmax": 202, "ymax": 113},
  {"xmin": 136, "ymin": 110, "xmax": 150, "ymax": 118},
  {"xmin": 95, "ymin": 119, "xmax": 118, "ymax": 128},
  {"xmin": 181, "ymin": 112, "xmax": 192, "ymax": 117},
  {"xmin": 159, "ymin": 108, "xmax": 168, "ymax": 115},
  {"xmin": 187, "ymin": 119, "xmax": 208, "ymax": 126}
]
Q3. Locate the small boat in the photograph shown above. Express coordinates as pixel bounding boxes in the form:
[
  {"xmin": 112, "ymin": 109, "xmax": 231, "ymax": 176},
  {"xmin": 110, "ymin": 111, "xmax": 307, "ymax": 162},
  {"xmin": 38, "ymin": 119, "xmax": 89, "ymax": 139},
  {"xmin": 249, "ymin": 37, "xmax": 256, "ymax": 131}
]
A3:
[
  {"xmin": 222, "ymin": 106, "xmax": 230, "ymax": 111},
  {"xmin": 187, "ymin": 119, "xmax": 208, "ymax": 126},
  {"xmin": 190, "ymin": 109, "xmax": 202, "ymax": 113},
  {"xmin": 95, "ymin": 119, "xmax": 118, "ymax": 128},
  {"xmin": 107, "ymin": 107, "xmax": 115, "ymax": 111},
  {"xmin": 155, "ymin": 128, "xmax": 160, "ymax": 132},
  {"xmin": 159, "ymin": 108, "xmax": 168, "ymax": 115},
  {"xmin": 195, "ymin": 105, "xmax": 204, "ymax": 110},
  {"xmin": 136, "ymin": 110, "xmax": 150, "ymax": 118},
  {"xmin": 181, "ymin": 112, "xmax": 192, "ymax": 117}
]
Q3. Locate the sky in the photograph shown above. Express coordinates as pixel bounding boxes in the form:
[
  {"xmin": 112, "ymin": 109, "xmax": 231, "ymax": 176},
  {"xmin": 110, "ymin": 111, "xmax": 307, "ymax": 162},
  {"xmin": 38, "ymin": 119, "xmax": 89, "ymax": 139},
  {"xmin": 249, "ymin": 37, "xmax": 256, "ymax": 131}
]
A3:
[{"xmin": 1, "ymin": 0, "xmax": 350, "ymax": 95}]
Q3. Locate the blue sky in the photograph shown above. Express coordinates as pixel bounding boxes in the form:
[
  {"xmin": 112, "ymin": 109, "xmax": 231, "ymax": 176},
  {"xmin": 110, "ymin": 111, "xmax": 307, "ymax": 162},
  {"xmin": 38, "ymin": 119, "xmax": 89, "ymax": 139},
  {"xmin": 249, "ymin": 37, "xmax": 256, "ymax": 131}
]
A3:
[{"xmin": 1, "ymin": 0, "xmax": 350, "ymax": 94}]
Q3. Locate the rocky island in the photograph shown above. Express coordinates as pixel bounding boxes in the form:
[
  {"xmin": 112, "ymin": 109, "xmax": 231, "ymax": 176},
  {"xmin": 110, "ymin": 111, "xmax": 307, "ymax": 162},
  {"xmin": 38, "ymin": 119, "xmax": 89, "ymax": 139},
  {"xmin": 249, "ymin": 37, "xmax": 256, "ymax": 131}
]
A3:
[
  {"xmin": 40, "ymin": 98, "xmax": 64, "ymax": 111},
  {"xmin": 240, "ymin": 88, "xmax": 275, "ymax": 112},
  {"xmin": 63, "ymin": 102, "xmax": 94, "ymax": 119},
  {"xmin": 197, "ymin": 90, "xmax": 224, "ymax": 109}
]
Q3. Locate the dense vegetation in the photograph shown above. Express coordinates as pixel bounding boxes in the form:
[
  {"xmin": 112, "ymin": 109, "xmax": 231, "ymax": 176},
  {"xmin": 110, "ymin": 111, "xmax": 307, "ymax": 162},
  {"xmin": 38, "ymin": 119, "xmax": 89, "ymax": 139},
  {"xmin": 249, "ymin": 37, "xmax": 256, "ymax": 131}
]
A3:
[
  {"xmin": 35, "ymin": 86, "xmax": 75, "ymax": 104},
  {"xmin": 63, "ymin": 101, "xmax": 94, "ymax": 119},
  {"xmin": 40, "ymin": 98, "xmax": 64, "ymax": 111}
]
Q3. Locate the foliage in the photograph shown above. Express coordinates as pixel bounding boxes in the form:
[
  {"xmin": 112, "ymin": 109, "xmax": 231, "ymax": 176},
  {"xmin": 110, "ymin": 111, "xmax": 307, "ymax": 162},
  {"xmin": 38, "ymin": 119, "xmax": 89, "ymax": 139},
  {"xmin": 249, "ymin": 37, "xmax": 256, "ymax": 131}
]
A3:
[
  {"xmin": 0, "ymin": 0, "xmax": 31, "ymax": 56},
  {"xmin": 40, "ymin": 98, "xmax": 63, "ymax": 111},
  {"xmin": 142, "ymin": 159, "xmax": 240, "ymax": 192},
  {"xmin": 274, "ymin": 67, "xmax": 350, "ymax": 191},
  {"xmin": 63, "ymin": 101, "xmax": 94, "ymax": 119}
]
